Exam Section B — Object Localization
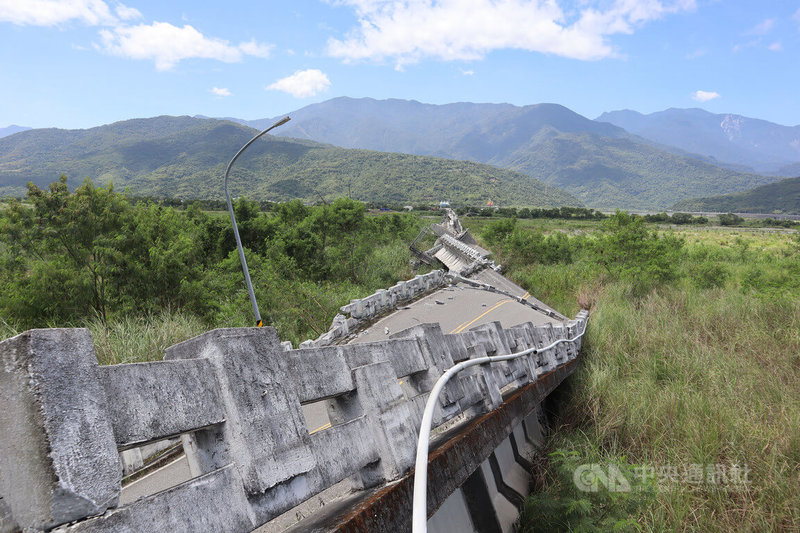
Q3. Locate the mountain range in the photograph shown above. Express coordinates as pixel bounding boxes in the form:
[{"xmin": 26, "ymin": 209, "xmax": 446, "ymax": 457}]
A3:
[
  {"xmin": 2, "ymin": 97, "xmax": 797, "ymax": 210},
  {"xmin": 0, "ymin": 125, "xmax": 31, "ymax": 139},
  {"xmin": 228, "ymin": 97, "xmax": 780, "ymax": 209},
  {"xmin": 597, "ymin": 108, "xmax": 800, "ymax": 174},
  {"xmin": 0, "ymin": 116, "xmax": 580, "ymax": 207}
]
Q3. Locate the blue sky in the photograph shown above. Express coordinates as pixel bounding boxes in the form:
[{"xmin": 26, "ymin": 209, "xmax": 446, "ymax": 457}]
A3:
[{"xmin": 1, "ymin": 0, "xmax": 799, "ymax": 129}]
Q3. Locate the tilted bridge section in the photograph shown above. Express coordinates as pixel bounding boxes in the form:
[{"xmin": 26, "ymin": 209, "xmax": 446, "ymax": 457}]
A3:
[{"xmin": 0, "ymin": 211, "xmax": 588, "ymax": 533}]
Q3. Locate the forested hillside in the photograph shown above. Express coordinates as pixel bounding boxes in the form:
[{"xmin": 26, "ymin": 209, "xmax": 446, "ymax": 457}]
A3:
[
  {"xmin": 673, "ymin": 176, "xmax": 800, "ymax": 214},
  {"xmin": 501, "ymin": 131, "xmax": 775, "ymax": 210},
  {"xmin": 0, "ymin": 117, "xmax": 580, "ymax": 207}
]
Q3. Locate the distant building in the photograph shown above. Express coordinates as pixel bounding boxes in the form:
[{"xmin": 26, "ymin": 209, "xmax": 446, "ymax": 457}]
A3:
[
  {"xmin": 486, "ymin": 199, "xmax": 495, "ymax": 207},
  {"xmin": 403, "ymin": 205, "xmax": 413, "ymax": 211},
  {"xmin": 439, "ymin": 201, "xmax": 450, "ymax": 208}
]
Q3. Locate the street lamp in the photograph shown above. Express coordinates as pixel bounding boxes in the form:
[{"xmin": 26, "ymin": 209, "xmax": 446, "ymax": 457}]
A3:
[{"xmin": 224, "ymin": 116, "xmax": 291, "ymax": 327}]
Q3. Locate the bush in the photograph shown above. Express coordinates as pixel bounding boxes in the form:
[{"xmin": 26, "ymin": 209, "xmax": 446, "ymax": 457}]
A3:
[
  {"xmin": 689, "ymin": 260, "xmax": 729, "ymax": 289},
  {"xmin": 719, "ymin": 213, "xmax": 744, "ymax": 226},
  {"xmin": 594, "ymin": 212, "xmax": 684, "ymax": 297}
]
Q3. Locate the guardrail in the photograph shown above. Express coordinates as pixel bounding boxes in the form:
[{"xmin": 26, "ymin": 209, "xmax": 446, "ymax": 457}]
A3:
[
  {"xmin": 0, "ymin": 310, "xmax": 586, "ymax": 532},
  {"xmin": 412, "ymin": 315, "xmax": 588, "ymax": 532}
]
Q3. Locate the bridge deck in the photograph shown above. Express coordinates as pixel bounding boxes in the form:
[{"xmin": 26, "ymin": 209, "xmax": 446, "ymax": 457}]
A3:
[{"xmin": 351, "ymin": 283, "xmax": 557, "ymax": 345}]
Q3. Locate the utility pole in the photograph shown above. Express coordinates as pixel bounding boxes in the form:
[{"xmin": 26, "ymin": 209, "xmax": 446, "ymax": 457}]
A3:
[{"xmin": 224, "ymin": 116, "xmax": 290, "ymax": 327}]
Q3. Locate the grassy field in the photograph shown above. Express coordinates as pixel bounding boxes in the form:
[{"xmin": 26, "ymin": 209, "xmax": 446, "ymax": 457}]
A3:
[{"xmin": 481, "ymin": 219, "xmax": 800, "ymax": 532}]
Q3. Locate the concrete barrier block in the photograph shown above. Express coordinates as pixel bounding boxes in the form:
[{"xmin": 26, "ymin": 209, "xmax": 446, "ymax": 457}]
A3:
[
  {"xmin": 532, "ymin": 325, "xmax": 557, "ymax": 372},
  {"xmin": 58, "ymin": 465, "xmax": 254, "ymax": 533},
  {"xmin": 165, "ymin": 327, "xmax": 314, "ymax": 495},
  {"xmin": 0, "ymin": 329, "xmax": 121, "ymax": 531},
  {"xmin": 98, "ymin": 359, "xmax": 226, "ymax": 448},
  {"xmin": 457, "ymin": 373, "xmax": 485, "ymax": 409},
  {"xmin": 119, "ymin": 449, "xmax": 143, "ymax": 477},
  {"xmin": 286, "ymin": 346, "xmax": 354, "ymax": 403},
  {"xmin": 310, "ymin": 417, "xmax": 379, "ymax": 486},
  {"xmin": 443, "ymin": 334, "xmax": 470, "ymax": 363},
  {"xmin": 391, "ymin": 325, "xmax": 445, "ymax": 392},
  {"xmin": 352, "ymin": 362, "xmax": 418, "ymax": 480}
]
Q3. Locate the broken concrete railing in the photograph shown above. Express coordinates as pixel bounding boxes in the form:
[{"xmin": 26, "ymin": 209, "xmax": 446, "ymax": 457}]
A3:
[
  {"xmin": 308, "ymin": 269, "xmax": 447, "ymax": 346},
  {"xmin": 340, "ymin": 270, "xmax": 446, "ymax": 320},
  {"xmin": 0, "ymin": 310, "xmax": 587, "ymax": 533}
]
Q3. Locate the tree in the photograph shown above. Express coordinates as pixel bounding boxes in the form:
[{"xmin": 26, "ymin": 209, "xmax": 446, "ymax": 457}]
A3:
[{"xmin": 594, "ymin": 211, "xmax": 684, "ymax": 296}]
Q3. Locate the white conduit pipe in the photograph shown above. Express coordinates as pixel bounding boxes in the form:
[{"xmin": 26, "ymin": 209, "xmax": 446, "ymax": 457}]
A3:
[{"xmin": 411, "ymin": 318, "xmax": 588, "ymax": 533}]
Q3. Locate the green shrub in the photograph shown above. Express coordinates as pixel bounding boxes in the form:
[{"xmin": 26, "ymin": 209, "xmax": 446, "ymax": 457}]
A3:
[
  {"xmin": 718, "ymin": 213, "xmax": 744, "ymax": 226},
  {"xmin": 689, "ymin": 260, "xmax": 729, "ymax": 289},
  {"xmin": 593, "ymin": 212, "xmax": 684, "ymax": 297}
]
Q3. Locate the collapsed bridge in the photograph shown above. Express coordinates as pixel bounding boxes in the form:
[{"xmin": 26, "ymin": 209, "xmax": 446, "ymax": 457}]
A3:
[{"xmin": 0, "ymin": 211, "xmax": 588, "ymax": 533}]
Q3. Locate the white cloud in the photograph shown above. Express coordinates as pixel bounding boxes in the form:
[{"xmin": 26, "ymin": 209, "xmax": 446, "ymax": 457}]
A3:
[
  {"xmin": 327, "ymin": 0, "xmax": 696, "ymax": 67},
  {"xmin": 211, "ymin": 87, "xmax": 231, "ymax": 96},
  {"xmin": 460, "ymin": 68, "xmax": 475, "ymax": 75},
  {"xmin": 267, "ymin": 69, "xmax": 331, "ymax": 98},
  {"xmin": 0, "ymin": 0, "xmax": 116, "ymax": 26},
  {"xmin": 768, "ymin": 41, "xmax": 782, "ymax": 51},
  {"xmin": 115, "ymin": 4, "xmax": 141, "ymax": 21},
  {"xmin": 746, "ymin": 18, "xmax": 775, "ymax": 35},
  {"xmin": 692, "ymin": 90, "xmax": 720, "ymax": 102},
  {"xmin": 239, "ymin": 39, "xmax": 274, "ymax": 58},
  {"xmin": 98, "ymin": 22, "xmax": 274, "ymax": 70}
]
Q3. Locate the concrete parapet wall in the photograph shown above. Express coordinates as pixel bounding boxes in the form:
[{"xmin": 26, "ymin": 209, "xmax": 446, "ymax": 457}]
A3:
[
  {"xmin": 0, "ymin": 311, "xmax": 587, "ymax": 533},
  {"xmin": 306, "ymin": 269, "xmax": 447, "ymax": 347}
]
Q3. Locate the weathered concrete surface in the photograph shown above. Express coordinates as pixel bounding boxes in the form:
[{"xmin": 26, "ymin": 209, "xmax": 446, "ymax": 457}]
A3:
[
  {"xmin": 57, "ymin": 465, "xmax": 254, "ymax": 533},
  {"xmin": 0, "ymin": 329, "xmax": 120, "ymax": 531},
  {"xmin": 283, "ymin": 360, "xmax": 579, "ymax": 533},
  {"xmin": 99, "ymin": 359, "xmax": 226, "ymax": 449},
  {"xmin": 286, "ymin": 346, "xmax": 354, "ymax": 403},
  {"xmin": 1, "ymin": 309, "xmax": 585, "ymax": 533},
  {"xmin": 426, "ymin": 489, "xmax": 475, "ymax": 533},
  {"xmin": 0, "ymin": 496, "xmax": 18, "ymax": 533},
  {"xmin": 165, "ymin": 327, "xmax": 315, "ymax": 495}
]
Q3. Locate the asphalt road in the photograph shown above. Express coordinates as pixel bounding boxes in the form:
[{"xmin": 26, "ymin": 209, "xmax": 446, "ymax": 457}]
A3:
[
  {"xmin": 351, "ymin": 283, "xmax": 555, "ymax": 344},
  {"xmin": 120, "ymin": 454, "xmax": 192, "ymax": 505}
]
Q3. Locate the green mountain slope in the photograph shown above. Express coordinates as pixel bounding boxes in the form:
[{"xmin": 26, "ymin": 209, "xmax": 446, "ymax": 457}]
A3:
[
  {"xmin": 497, "ymin": 131, "xmax": 776, "ymax": 210},
  {"xmin": 672, "ymin": 176, "xmax": 800, "ymax": 214},
  {"xmin": 0, "ymin": 116, "xmax": 581, "ymax": 207},
  {"xmin": 242, "ymin": 97, "xmax": 779, "ymax": 210}
]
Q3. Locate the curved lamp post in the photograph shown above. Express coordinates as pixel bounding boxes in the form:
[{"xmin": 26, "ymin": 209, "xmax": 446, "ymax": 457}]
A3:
[{"xmin": 224, "ymin": 116, "xmax": 291, "ymax": 326}]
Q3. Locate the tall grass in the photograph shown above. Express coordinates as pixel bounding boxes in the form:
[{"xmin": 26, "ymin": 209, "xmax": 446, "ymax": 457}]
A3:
[
  {"xmin": 0, "ymin": 311, "xmax": 207, "ymax": 365},
  {"xmin": 87, "ymin": 312, "xmax": 208, "ymax": 365},
  {"xmin": 502, "ymin": 223, "xmax": 800, "ymax": 531}
]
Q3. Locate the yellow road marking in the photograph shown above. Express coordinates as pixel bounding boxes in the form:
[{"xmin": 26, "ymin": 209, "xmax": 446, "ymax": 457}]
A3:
[
  {"xmin": 522, "ymin": 291, "xmax": 530, "ymax": 299},
  {"xmin": 452, "ymin": 299, "xmax": 512, "ymax": 334},
  {"xmin": 450, "ymin": 318, "xmax": 471, "ymax": 333},
  {"xmin": 309, "ymin": 422, "xmax": 331, "ymax": 435}
]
